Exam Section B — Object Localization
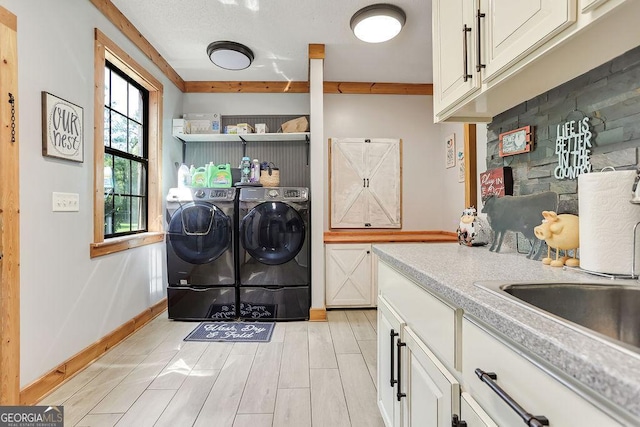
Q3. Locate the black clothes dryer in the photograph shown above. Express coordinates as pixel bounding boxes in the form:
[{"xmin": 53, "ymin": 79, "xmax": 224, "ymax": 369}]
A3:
[
  {"xmin": 165, "ymin": 187, "xmax": 237, "ymax": 320},
  {"xmin": 237, "ymin": 187, "xmax": 310, "ymax": 320}
]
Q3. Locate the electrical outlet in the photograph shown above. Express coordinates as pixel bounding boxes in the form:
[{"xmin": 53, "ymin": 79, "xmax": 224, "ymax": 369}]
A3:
[{"xmin": 52, "ymin": 192, "xmax": 79, "ymax": 212}]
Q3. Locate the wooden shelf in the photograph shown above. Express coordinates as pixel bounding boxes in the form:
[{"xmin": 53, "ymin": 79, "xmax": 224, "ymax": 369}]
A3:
[
  {"xmin": 173, "ymin": 132, "xmax": 310, "ymax": 142},
  {"xmin": 323, "ymin": 231, "xmax": 458, "ymax": 244}
]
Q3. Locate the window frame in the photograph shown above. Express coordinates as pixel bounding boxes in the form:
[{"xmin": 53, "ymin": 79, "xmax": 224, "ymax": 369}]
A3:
[
  {"xmin": 104, "ymin": 60, "xmax": 150, "ymax": 238},
  {"xmin": 91, "ymin": 29, "xmax": 163, "ymax": 258}
]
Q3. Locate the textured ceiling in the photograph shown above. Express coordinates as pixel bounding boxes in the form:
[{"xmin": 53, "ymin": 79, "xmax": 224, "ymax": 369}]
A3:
[{"xmin": 110, "ymin": 0, "xmax": 433, "ymax": 83}]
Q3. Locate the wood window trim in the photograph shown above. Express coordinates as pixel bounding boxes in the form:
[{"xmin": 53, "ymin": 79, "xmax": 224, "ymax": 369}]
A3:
[{"xmin": 91, "ymin": 29, "xmax": 163, "ymax": 258}]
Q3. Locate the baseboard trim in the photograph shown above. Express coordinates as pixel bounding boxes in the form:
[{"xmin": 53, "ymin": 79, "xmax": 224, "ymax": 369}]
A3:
[
  {"xmin": 309, "ymin": 307, "xmax": 327, "ymax": 322},
  {"xmin": 19, "ymin": 298, "xmax": 168, "ymax": 405}
]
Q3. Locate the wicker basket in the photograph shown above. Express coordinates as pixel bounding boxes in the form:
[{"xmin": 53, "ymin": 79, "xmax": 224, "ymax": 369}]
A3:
[{"xmin": 260, "ymin": 163, "xmax": 280, "ymax": 187}]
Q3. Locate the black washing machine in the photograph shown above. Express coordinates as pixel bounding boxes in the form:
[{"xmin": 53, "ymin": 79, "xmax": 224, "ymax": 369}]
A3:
[
  {"xmin": 166, "ymin": 187, "xmax": 237, "ymax": 320},
  {"xmin": 238, "ymin": 187, "xmax": 310, "ymax": 320}
]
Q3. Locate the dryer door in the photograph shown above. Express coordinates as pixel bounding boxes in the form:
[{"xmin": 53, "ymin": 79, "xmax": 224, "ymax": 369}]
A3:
[
  {"xmin": 240, "ymin": 202, "xmax": 305, "ymax": 265},
  {"xmin": 168, "ymin": 201, "xmax": 231, "ymax": 264}
]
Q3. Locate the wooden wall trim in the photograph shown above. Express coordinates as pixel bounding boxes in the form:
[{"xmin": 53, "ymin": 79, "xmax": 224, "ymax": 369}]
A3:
[
  {"xmin": 324, "ymin": 82, "xmax": 432, "ymax": 95},
  {"xmin": 309, "ymin": 307, "xmax": 327, "ymax": 321},
  {"xmin": 0, "ymin": 5, "xmax": 20, "ymax": 405},
  {"xmin": 309, "ymin": 44, "xmax": 325, "ymax": 59},
  {"xmin": 0, "ymin": 5, "xmax": 16, "ymax": 31},
  {"xmin": 464, "ymin": 124, "xmax": 477, "ymax": 209},
  {"xmin": 184, "ymin": 81, "xmax": 310, "ymax": 93},
  {"xmin": 20, "ymin": 299, "xmax": 168, "ymax": 405},
  {"xmin": 88, "ymin": 0, "xmax": 185, "ymax": 91},
  {"xmin": 183, "ymin": 81, "xmax": 433, "ymax": 95}
]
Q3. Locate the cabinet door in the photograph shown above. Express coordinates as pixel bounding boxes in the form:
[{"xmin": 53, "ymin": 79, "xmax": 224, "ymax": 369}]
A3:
[
  {"xmin": 330, "ymin": 138, "xmax": 401, "ymax": 228},
  {"xmin": 378, "ymin": 296, "xmax": 405, "ymax": 427},
  {"xmin": 432, "ymin": 0, "xmax": 480, "ymax": 116},
  {"xmin": 400, "ymin": 327, "xmax": 460, "ymax": 427},
  {"xmin": 483, "ymin": 0, "xmax": 577, "ymax": 81},
  {"xmin": 459, "ymin": 392, "xmax": 498, "ymax": 427},
  {"xmin": 325, "ymin": 244, "xmax": 373, "ymax": 307},
  {"xmin": 366, "ymin": 139, "xmax": 401, "ymax": 228}
]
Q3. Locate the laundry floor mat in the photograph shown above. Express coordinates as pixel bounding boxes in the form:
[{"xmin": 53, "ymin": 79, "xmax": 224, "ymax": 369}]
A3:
[{"xmin": 184, "ymin": 321, "xmax": 275, "ymax": 343}]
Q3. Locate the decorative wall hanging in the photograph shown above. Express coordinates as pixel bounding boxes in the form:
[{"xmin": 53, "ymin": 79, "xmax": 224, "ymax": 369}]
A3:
[
  {"xmin": 457, "ymin": 149, "xmax": 465, "ymax": 182},
  {"xmin": 480, "ymin": 167, "xmax": 513, "ymax": 199},
  {"xmin": 445, "ymin": 134, "xmax": 455, "ymax": 168},
  {"xmin": 41, "ymin": 91, "xmax": 83, "ymax": 162},
  {"xmin": 554, "ymin": 117, "xmax": 592, "ymax": 180},
  {"xmin": 498, "ymin": 125, "xmax": 533, "ymax": 157}
]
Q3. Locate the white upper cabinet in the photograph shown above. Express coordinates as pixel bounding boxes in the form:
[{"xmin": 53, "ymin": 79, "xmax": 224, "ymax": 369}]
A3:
[
  {"xmin": 432, "ymin": 0, "xmax": 480, "ymax": 115},
  {"xmin": 482, "ymin": 0, "xmax": 577, "ymax": 82},
  {"xmin": 432, "ymin": 0, "xmax": 639, "ymax": 122},
  {"xmin": 330, "ymin": 138, "xmax": 401, "ymax": 229}
]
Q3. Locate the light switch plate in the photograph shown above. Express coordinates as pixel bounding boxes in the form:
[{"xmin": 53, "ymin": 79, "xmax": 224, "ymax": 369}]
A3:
[{"xmin": 52, "ymin": 192, "xmax": 79, "ymax": 212}]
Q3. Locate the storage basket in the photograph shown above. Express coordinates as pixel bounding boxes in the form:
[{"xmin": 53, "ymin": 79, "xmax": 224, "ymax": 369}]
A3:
[{"xmin": 260, "ymin": 162, "xmax": 280, "ymax": 187}]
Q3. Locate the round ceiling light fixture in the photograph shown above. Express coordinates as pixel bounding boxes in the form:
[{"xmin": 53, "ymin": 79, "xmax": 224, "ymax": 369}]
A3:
[
  {"xmin": 207, "ymin": 41, "xmax": 254, "ymax": 70},
  {"xmin": 350, "ymin": 3, "xmax": 406, "ymax": 43}
]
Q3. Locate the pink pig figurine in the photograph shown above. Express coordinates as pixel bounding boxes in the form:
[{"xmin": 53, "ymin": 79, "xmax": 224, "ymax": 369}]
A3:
[{"xmin": 533, "ymin": 211, "xmax": 580, "ymax": 267}]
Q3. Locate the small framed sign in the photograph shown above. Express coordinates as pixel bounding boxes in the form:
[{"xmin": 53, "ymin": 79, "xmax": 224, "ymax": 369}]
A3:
[
  {"xmin": 499, "ymin": 125, "xmax": 533, "ymax": 157},
  {"xmin": 445, "ymin": 134, "xmax": 455, "ymax": 168},
  {"xmin": 42, "ymin": 91, "xmax": 84, "ymax": 162}
]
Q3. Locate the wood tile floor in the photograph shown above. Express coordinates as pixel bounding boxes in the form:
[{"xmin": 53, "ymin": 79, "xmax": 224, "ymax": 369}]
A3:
[{"xmin": 38, "ymin": 309, "xmax": 384, "ymax": 427}]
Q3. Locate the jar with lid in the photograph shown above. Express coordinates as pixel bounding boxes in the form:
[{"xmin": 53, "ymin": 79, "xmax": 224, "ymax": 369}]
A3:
[{"xmin": 240, "ymin": 156, "xmax": 251, "ymax": 183}]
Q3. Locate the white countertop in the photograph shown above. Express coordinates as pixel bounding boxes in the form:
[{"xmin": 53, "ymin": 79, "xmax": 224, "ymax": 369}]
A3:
[{"xmin": 373, "ymin": 242, "xmax": 640, "ymax": 421}]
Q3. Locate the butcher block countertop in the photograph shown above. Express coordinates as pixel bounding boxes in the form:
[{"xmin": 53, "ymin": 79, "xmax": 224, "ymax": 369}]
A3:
[
  {"xmin": 373, "ymin": 243, "xmax": 640, "ymax": 423},
  {"xmin": 323, "ymin": 230, "xmax": 457, "ymax": 243}
]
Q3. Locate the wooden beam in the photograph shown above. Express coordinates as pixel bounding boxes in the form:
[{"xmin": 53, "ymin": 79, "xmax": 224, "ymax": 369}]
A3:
[
  {"xmin": 0, "ymin": 5, "xmax": 20, "ymax": 405},
  {"xmin": 89, "ymin": 0, "xmax": 185, "ymax": 91},
  {"xmin": 324, "ymin": 82, "xmax": 433, "ymax": 95},
  {"xmin": 464, "ymin": 123, "xmax": 478, "ymax": 209},
  {"xmin": 309, "ymin": 44, "xmax": 325, "ymax": 59},
  {"xmin": 184, "ymin": 81, "xmax": 310, "ymax": 93},
  {"xmin": 20, "ymin": 299, "xmax": 167, "ymax": 405},
  {"xmin": 184, "ymin": 81, "xmax": 433, "ymax": 95}
]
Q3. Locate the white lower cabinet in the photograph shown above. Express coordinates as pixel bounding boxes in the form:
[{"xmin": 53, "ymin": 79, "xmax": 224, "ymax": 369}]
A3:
[
  {"xmin": 401, "ymin": 327, "xmax": 460, "ymax": 427},
  {"xmin": 378, "ymin": 294, "xmax": 461, "ymax": 427},
  {"xmin": 377, "ymin": 259, "xmax": 629, "ymax": 427},
  {"xmin": 326, "ymin": 243, "xmax": 375, "ymax": 307},
  {"xmin": 378, "ymin": 296, "xmax": 405, "ymax": 427},
  {"xmin": 460, "ymin": 392, "xmax": 498, "ymax": 427},
  {"xmin": 462, "ymin": 317, "xmax": 623, "ymax": 427}
]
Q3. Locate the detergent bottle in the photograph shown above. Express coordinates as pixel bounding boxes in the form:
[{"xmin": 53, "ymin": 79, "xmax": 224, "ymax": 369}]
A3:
[
  {"xmin": 206, "ymin": 161, "xmax": 215, "ymax": 187},
  {"xmin": 191, "ymin": 167, "xmax": 207, "ymax": 187},
  {"xmin": 212, "ymin": 163, "xmax": 232, "ymax": 188},
  {"xmin": 177, "ymin": 163, "xmax": 190, "ymax": 188}
]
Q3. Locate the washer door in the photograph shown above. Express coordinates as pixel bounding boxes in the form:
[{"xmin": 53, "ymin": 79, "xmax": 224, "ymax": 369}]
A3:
[
  {"xmin": 168, "ymin": 201, "xmax": 231, "ymax": 264},
  {"xmin": 240, "ymin": 202, "xmax": 305, "ymax": 265}
]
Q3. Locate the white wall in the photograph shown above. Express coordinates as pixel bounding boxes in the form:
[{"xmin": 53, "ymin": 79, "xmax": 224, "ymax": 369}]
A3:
[
  {"xmin": 324, "ymin": 95, "xmax": 464, "ymax": 231},
  {"xmin": 3, "ymin": 0, "xmax": 184, "ymax": 387},
  {"xmin": 182, "ymin": 93, "xmax": 310, "ymax": 117}
]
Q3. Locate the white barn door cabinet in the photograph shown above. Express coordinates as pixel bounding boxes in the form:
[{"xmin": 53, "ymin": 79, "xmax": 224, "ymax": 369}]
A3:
[{"xmin": 329, "ymin": 137, "xmax": 402, "ymax": 229}]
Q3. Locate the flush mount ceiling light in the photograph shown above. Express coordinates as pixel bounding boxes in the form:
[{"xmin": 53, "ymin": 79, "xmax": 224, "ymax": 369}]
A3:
[
  {"xmin": 207, "ymin": 41, "xmax": 254, "ymax": 70},
  {"xmin": 350, "ymin": 3, "xmax": 406, "ymax": 43}
]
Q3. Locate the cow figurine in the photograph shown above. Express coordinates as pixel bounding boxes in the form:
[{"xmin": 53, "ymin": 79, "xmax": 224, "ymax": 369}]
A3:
[
  {"xmin": 457, "ymin": 207, "xmax": 489, "ymax": 246},
  {"xmin": 482, "ymin": 192, "xmax": 558, "ymax": 259},
  {"xmin": 534, "ymin": 211, "xmax": 580, "ymax": 267}
]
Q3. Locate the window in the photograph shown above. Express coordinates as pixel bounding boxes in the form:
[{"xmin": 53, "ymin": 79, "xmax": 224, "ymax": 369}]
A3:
[
  {"xmin": 92, "ymin": 29, "xmax": 163, "ymax": 257},
  {"xmin": 103, "ymin": 62, "xmax": 148, "ymax": 237}
]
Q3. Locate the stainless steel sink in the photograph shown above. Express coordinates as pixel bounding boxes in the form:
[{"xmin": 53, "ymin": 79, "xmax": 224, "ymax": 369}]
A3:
[{"xmin": 475, "ymin": 282, "xmax": 640, "ymax": 354}]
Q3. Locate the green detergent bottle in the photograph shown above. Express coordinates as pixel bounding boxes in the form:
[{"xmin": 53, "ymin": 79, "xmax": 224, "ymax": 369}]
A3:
[
  {"xmin": 191, "ymin": 167, "xmax": 207, "ymax": 187},
  {"xmin": 211, "ymin": 163, "xmax": 232, "ymax": 188}
]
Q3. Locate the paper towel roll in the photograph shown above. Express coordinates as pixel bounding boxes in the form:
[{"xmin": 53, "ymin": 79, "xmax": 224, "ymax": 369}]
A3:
[{"xmin": 578, "ymin": 170, "xmax": 640, "ymax": 275}]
